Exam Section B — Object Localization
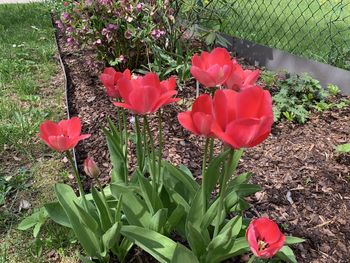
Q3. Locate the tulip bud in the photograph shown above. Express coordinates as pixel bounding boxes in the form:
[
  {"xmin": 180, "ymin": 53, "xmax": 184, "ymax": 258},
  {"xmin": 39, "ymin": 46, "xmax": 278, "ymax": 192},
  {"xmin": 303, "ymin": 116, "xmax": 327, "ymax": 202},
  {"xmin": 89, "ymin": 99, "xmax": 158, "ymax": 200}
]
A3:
[{"xmin": 84, "ymin": 156, "xmax": 100, "ymax": 178}]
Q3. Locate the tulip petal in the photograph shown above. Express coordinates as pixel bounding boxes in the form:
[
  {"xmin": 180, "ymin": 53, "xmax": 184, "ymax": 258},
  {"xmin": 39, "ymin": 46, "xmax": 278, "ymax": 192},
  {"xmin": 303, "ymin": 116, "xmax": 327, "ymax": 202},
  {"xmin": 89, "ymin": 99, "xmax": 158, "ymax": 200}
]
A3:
[
  {"xmin": 237, "ymin": 87, "xmax": 273, "ymax": 119},
  {"xmin": 39, "ymin": 120, "xmax": 61, "ymax": 141},
  {"xmin": 208, "ymin": 47, "xmax": 231, "ymax": 67},
  {"xmin": 193, "ymin": 112, "xmax": 213, "ymax": 136},
  {"xmin": 244, "ymin": 69, "xmax": 260, "ymax": 86},
  {"xmin": 161, "ymin": 76, "xmax": 176, "ymax": 91},
  {"xmin": 178, "ymin": 112, "xmax": 199, "ymax": 135},
  {"xmin": 48, "ymin": 135, "xmax": 70, "ymax": 152},
  {"xmin": 192, "ymin": 94, "xmax": 212, "ymax": 115},
  {"xmin": 100, "ymin": 73, "xmax": 115, "ymax": 90},
  {"xmin": 66, "ymin": 117, "xmax": 82, "ymax": 138},
  {"xmin": 190, "ymin": 66, "xmax": 217, "ymax": 87},
  {"xmin": 103, "ymin": 67, "xmax": 117, "ymax": 75},
  {"xmin": 118, "ymin": 77, "xmax": 133, "ymax": 104}
]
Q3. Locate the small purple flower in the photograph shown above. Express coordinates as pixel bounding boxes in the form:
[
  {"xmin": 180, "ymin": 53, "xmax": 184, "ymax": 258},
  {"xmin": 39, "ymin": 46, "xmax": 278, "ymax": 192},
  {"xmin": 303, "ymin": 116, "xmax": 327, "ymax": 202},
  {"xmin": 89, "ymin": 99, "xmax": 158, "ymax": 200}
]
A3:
[
  {"xmin": 55, "ymin": 20, "xmax": 64, "ymax": 30},
  {"xmin": 66, "ymin": 26, "xmax": 75, "ymax": 33},
  {"xmin": 119, "ymin": 55, "xmax": 125, "ymax": 62},
  {"xmin": 102, "ymin": 28, "xmax": 109, "ymax": 36},
  {"xmin": 98, "ymin": 0, "xmax": 112, "ymax": 5},
  {"xmin": 61, "ymin": 12, "xmax": 71, "ymax": 22},
  {"xmin": 94, "ymin": 39, "xmax": 102, "ymax": 45},
  {"xmin": 136, "ymin": 3, "xmax": 144, "ymax": 12},
  {"xmin": 67, "ymin": 37, "xmax": 76, "ymax": 45},
  {"xmin": 107, "ymin": 24, "xmax": 118, "ymax": 31},
  {"xmin": 151, "ymin": 29, "xmax": 166, "ymax": 40}
]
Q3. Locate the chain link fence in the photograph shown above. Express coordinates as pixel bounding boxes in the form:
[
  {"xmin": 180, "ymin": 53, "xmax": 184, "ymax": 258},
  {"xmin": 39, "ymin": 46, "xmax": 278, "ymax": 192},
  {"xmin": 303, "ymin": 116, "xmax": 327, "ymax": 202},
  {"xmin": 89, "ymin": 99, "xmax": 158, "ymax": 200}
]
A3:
[{"xmin": 205, "ymin": 0, "xmax": 350, "ymax": 70}]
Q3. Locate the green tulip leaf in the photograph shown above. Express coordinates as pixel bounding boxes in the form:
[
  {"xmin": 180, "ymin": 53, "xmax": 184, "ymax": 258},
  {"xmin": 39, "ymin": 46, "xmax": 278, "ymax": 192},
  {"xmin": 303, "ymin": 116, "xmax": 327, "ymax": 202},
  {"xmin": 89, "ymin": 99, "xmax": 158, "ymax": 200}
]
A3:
[
  {"xmin": 73, "ymin": 201, "xmax": 99, "ymax": 233},
  {"xmin": 54, "ymin": 183, "xmax": 102, "ymax": 257},
  {"xmin": 285, "ymin": 236, "xmax": 306, "ymax": 245},
  {"xmin": 165, "ymin": 205, "xmax": 185, "ymax": 234},
  {"xmin": 205, "ymin": 216, "xmax": 242, "ymax": 263},
  {"xmin": 186, "ymin": 222, "xmax": 209, "ymax": 258},
  {"xmin": 171, "ymin": 243, "xmax": 199, "ymax": 263},
  {"xmin": 121, "ymin": 191, "xmax": 152, "ymax": 227},
  {"xmin": 121, "ymin": 225, "xmax": 178, "ymax": 263},
  {"xmin": 163, "ymin": 162, "xmax": 199, "ymax": 201},
  {"xmin": 102, "ymin": 222, "xmax": 121, "ymax": 251},
  {"xmin": 204, "ymin": 149, "xmax": 230, "ymax": 200},
  {"xmin": 91, "ymin": 187, "xmax": 112, "ymax": 232},
  {"xmin": 276, "ymin": 246, "xmax": 298, "ymax": 263}
]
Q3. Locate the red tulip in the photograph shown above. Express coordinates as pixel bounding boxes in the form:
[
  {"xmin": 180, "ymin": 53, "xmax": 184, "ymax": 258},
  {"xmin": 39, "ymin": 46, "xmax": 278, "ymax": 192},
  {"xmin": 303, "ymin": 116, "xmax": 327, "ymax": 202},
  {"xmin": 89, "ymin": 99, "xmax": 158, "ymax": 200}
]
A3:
[
  {"xmin": 178, "ymin": 94, "xmax": 215, "ymax": 137},
  {"xmin": 211, "ymin": 86, "xmax": 273, "ymax": 148},
  {"xmin": 160, "ymin": 76, "xmax": 176, "ymax": 91},
  {"xmin": 113, "ymin": 73, "xmax": 180, "ymax": 115},
  {"xmin": 224, "ymin": 60, "xmax": 260, "ymax": 91},
  {"xmin": 39, "ymin": 117, "xmax": 91, "ymax": 152},
  {"xmin": 246, "ymin": 217, "xmax": 285, "ymax": 258},
  {"xmin": 84, "ymin": 156, "xmax": 101, "ymax": 178},
  {"xmin": 190, "ymin": 47, "xmax": 233, "ymax": 88},
  {"xmin": 99, "ymin": 68, "xmax": 131, "ymax": 98}
]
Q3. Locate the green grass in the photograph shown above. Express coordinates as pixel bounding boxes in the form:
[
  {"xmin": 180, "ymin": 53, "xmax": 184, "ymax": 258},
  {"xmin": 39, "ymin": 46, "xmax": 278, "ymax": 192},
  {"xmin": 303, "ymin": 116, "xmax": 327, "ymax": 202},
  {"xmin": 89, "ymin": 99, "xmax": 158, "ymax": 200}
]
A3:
[
  {"xmin": 0, "ymin": 3, "xmax": 60, "ymax": 152},
  {"xmin": 211, "ymin": 0, "xmax": 350, "ymax": 69},
  {"xmin": 0, "ymin": 4, "xmax": 78, "ymax": 262}
]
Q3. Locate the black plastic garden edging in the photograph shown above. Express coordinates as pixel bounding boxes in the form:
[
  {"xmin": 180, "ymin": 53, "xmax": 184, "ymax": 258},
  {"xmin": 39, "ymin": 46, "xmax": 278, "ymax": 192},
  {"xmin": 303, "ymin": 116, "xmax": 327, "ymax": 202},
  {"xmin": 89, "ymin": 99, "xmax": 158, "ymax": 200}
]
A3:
[{"xmin": 51, "ymin": 14, "xmax": 79, "ymax": 170}]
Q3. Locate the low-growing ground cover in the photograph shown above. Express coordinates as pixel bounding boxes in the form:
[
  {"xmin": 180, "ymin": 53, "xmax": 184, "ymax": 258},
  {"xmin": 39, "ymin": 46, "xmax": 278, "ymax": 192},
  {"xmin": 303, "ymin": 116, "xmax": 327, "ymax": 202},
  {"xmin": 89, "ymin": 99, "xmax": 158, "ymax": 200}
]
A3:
[{"xmin": 0, "ymin": 4, "xmax": 78, "ymax": 262}]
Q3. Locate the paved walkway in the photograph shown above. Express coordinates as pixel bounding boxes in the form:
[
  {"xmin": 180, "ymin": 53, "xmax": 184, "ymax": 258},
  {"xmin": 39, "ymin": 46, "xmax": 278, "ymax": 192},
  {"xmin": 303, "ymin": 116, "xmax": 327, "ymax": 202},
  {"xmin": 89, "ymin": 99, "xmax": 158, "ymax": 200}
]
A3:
[{"xmin": 0, "ymin": 0, "xmax": 42, "ymax": 3}]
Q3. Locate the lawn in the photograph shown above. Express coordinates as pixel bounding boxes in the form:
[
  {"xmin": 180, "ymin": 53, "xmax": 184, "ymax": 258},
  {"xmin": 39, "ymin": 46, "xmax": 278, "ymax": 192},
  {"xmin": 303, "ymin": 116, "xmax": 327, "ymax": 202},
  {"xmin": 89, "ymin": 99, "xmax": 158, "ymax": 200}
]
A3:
[
  {"xmin": 0, "ymin": 3, "xmax": 78, "ymax": 262},
  {"xmin": 212, "ymin": 0, "xmax": 350, "ymax": 69}
]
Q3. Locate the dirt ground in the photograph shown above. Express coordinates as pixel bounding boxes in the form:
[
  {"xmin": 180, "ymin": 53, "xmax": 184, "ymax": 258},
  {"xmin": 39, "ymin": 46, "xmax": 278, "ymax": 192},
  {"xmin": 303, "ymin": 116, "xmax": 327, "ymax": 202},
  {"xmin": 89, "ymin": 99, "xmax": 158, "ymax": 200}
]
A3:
[{"xmin": 56, "ymin": 30, "xmax": 350, "ymax": 263}]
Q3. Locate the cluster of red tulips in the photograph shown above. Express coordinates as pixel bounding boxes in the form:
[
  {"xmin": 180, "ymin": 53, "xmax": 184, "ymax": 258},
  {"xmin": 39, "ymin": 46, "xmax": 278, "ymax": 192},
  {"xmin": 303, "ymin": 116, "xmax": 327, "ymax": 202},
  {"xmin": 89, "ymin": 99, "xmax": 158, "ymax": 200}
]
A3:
[{"xmin": 38, "ymin": 47, "xmax": 286, "ymax": 260}]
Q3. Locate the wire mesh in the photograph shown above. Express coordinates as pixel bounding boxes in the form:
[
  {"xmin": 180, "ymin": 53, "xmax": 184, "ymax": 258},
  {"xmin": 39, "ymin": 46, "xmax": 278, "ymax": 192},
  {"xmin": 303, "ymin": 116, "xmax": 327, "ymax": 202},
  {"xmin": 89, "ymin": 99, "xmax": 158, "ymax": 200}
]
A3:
[{"xmin": 204, "ymin": 0, "xmax": 350, "ymax": 69}]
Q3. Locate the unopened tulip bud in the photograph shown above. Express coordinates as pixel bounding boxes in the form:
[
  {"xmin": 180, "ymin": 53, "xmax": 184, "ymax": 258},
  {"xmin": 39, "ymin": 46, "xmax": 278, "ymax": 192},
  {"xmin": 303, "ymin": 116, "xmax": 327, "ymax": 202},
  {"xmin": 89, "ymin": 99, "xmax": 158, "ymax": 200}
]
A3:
[{"xmin": 84, "ymin": 157, "xmax": 100, "ymax": 178}]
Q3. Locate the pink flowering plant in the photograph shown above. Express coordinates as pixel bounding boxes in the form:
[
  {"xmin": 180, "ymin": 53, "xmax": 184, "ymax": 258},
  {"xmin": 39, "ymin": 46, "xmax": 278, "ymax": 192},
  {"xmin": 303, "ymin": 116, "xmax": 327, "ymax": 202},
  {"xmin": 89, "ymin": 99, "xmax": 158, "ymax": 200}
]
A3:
[
  {"xmin": 56, "ymin": 0, "xmax": 194, "ymax": 72},
  {"xmin": 19, "ymin": 47, "xmax": 304, "ymax": 263}
]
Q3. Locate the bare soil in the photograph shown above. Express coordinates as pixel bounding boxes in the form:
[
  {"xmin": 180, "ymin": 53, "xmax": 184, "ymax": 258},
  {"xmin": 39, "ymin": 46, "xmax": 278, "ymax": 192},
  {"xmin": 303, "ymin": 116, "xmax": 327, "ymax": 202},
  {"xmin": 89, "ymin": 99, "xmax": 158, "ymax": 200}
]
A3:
[{"xmin": 56, "ymin": 30, "xmax": 350, "ymax": 263}]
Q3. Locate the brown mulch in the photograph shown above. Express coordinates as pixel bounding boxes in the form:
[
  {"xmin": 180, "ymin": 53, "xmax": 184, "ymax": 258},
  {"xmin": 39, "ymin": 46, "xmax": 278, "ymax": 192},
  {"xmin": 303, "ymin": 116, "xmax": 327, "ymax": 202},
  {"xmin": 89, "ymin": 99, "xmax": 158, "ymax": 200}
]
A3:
[{"xmin": 56, "ymin": 31, "xmax": 350, "ymax": 263}]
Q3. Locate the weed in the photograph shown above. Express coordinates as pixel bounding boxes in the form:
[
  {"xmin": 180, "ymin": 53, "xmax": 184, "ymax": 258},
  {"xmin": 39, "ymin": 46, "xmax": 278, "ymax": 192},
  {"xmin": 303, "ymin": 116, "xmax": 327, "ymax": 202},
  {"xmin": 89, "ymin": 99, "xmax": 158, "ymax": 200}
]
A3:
[
  {"xmin": 272, "ymin": 74, "xmax": 331, "ymax": 123},
  {"xmin": 327, "ymin": 84, "xmax": 341, "ymax": 96}
]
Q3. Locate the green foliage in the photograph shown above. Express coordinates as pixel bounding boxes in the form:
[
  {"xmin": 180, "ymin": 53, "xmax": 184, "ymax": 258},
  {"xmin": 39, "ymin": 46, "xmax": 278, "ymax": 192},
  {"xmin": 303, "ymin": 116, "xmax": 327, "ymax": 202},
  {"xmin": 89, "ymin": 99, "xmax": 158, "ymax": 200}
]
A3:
[
  {"xmin": 273, "ymin": 74, "xmax": 330, "ymax": 123},
  {"xmin": 327, "ymin": 84, "xmax": 341, "ymax": 96},
  {"xmin": 336, "ymin": 143, "xmax": 350, "ymax": 153}
]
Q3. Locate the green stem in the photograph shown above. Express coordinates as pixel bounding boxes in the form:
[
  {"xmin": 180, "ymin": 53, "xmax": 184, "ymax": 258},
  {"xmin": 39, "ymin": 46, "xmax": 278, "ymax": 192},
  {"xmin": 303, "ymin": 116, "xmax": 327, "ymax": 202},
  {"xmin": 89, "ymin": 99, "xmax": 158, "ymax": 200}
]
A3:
[
  {"xmin": 122, "ymin": 108, "xmax": 128, "ymax": 182},
  {"xmin": 208, "ymin": 138, "xmax": 214, "ymax": 162},
  {"xmin": 247, "ymin": 255, "xmax": 256, "ymax": 263},
  {"xmin": 135, "ymin": 115, "xmax": 144, "ymax": 170},
  {"xmin": 116, "ymin": 100, "xmax": 123, "ymax": 141},
  {"xmin": 213, "ymin": 149, "xmax": 239, "ymax": 237},
  {"xmin": 157, "ymin": 111, "xmax": 163, "ymax": 187},
  {"xmin": 66, "ymin": 151, "xmax": 87, "ymax": 204},
  {"xmin": 93, "ymin": 175, "xmax": 113, "ymax": 222},
  {"xmin": 144, "ymin": 115, "xmax": 157, "ymax": 207},
  {"xmin": 201, "ymin": 138, "xmax": 210, "ymax": 214}
]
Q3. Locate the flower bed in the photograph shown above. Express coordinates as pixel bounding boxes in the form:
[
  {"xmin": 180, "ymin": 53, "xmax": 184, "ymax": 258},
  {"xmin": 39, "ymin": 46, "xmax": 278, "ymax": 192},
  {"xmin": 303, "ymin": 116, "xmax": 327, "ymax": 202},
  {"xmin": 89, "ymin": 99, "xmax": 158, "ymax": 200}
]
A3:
[
  {"xmin": 56, "ymin": 27, "xmax": 350, "ymax": 263},
  {"xmin": 17, "ymin": 1, "xmax": 349, "ymax": 262}
]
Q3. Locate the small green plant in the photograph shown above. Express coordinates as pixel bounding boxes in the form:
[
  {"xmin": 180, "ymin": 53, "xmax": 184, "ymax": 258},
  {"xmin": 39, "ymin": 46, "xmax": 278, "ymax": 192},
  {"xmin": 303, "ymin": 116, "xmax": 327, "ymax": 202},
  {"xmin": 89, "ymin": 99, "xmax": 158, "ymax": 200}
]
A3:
[
  {"xmin": 336, "ymin": 143, "xmax": 350, "ymax": 153},
  {"xmin": 273, "ymin": 74, "xmax": 329, "ymax": 123},
  {"xmin": 327, "ymin": 84, "xmax": 341, "ymax": 96},
  {"xmin": 260, "ymin": 70, "xmax": 277, "ymax": 86},
  {"xmin": 0, "ymin": 168, "xmax": 31, "ymax": 206}
]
